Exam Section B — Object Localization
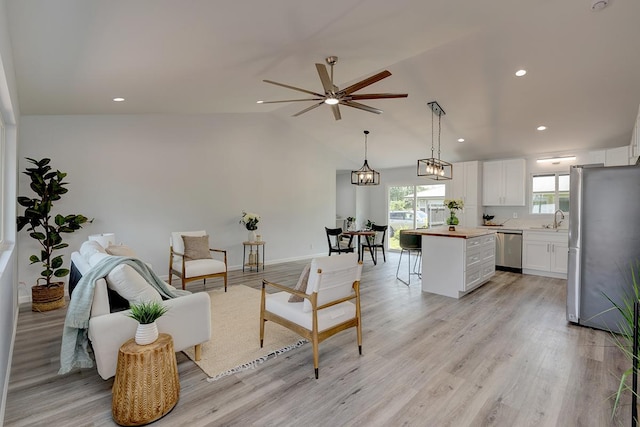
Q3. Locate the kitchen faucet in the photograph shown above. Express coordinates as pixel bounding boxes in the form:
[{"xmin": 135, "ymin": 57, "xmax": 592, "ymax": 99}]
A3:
[{"xmin": 553, "ymin": 209, "xmax": 565, "ymax": 229}]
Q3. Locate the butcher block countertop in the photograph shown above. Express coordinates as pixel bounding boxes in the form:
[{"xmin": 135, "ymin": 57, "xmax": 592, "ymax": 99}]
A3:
[{"xmin": 403, "ymin": 227, "xmax": 496, "ymax": 239}]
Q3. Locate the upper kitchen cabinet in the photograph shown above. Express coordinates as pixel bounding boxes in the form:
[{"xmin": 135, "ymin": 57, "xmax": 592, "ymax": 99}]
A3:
[
  {"xmin": 482, "ymin": 159, "xmax": 526, "ymax": 206},
  {"xmin": 451, "ymin": 161, "xmax": 482, "ymax": 227},
  {"xmin": 630, "ymin": 104, "xmax": 640, "ymax": 164}
]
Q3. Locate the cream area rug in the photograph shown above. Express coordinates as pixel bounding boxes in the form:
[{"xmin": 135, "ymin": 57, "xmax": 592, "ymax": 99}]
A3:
[{"xmin": 183, "ymin": 285, "xmax": 307, "ymax": 381}]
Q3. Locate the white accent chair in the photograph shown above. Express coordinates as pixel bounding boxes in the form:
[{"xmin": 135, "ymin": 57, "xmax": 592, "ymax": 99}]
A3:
[
  {"xmin": 169, "ymin": 230, "xmax": 228, "ymax": 291},
  {"xmin": 260, "ymin": 253, "xmax": 363, "ymax": 379}
]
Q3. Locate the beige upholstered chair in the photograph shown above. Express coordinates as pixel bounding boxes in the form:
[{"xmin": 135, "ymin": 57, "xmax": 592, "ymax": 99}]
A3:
[
  {"xmin": 169, "ymin": 230, "xmax": 228, "ymax": 291},
  {"xmin": 260, "ymin": 253, "xmax": 363, "ymax": 378}
]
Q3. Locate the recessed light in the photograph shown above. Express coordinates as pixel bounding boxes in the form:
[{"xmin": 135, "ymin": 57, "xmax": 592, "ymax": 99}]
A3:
[
  {"xmin": 457, "ymin": 138, "xmax": 465, "ymax": 143},
  {"xmin": 256, "ymin": 100, "xmax": 264, "ymax": 104},
  {"xmin": 515, "ymin": 69, "xmax": 527, "ymax": 77},
  {"xmin": 112, "ymin": 97, "xmax": 125, "ymax": 102},
  {"xmin": 537, "ymin": 125, "xmax": 547, "ymax": 131}
]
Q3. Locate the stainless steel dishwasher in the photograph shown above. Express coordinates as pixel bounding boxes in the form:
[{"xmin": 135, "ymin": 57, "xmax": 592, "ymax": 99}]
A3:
[{"xmin": 495, "ymin": 229, "xmax": 523, "ymax": 273}]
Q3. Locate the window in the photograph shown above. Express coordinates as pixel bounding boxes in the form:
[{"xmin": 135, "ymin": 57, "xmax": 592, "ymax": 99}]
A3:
[
  {"xmin": 531, "ymin": 173, "xmax": 569, "ymax": 214},
  {"xmin": 387, "ymin": 184, "xmax": 445, "ymax": 249}
]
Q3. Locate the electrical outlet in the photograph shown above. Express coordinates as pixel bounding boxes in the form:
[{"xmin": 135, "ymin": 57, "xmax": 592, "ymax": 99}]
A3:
[{"xmin": 513, "ymin": 212, "xmax": 518, "ymax": 219}]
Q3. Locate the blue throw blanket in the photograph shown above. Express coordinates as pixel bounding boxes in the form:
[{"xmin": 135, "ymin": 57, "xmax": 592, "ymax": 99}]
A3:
[{"xmin": 58, "ymin": 256, "xmax": 190, "ymax": 375}]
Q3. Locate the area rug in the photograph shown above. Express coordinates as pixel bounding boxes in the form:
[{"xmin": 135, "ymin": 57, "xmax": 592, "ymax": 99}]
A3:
[{"xmin": 183, "ymin": 285, "xmax": 307, "ymax": 381}]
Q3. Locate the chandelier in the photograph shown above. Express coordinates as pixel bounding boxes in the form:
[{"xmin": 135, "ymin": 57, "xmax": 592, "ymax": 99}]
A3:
[
  {"xmin": 417, "ymin": 101, "xmax": 452, "ymax": 180},
  {"xmin": 351, "ymin": 130, "xmax": 380, "ymax": 185}
]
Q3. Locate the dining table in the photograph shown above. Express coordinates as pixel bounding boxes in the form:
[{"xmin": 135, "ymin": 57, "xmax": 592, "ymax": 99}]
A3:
[{"xmin": 341, "ymin": 230, "xmax": 376, "ymax": 262}]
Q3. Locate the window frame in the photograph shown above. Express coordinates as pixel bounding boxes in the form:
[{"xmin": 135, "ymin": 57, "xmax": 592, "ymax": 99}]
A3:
[{"xmin": 530, "ymin": 172, "xmax": 570, "ymax": 214}]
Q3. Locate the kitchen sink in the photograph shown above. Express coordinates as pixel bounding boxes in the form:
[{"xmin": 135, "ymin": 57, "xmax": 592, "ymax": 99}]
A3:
[{"xmin": 528, "ymin": 226, "xmax": 567, "ymax": 232}]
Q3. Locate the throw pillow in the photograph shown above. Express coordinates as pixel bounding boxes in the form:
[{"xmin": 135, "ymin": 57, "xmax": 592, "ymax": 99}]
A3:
[
  {"xmin": 288, "ymin": 263, "xmax": 311, "ymax": 303},
  {"xmin": 79, "ymin": 240, "xmax": 107, "ymax": 263},
  {"xmin": 182, "ymin": 235, "xmax": 212, "ymax": 261},
  {"xmin": 105, "ymin": 244, "xmax": 137, "ymax": 257},
  {"xmin": 106, "ymin": 264, "xmax": 163, "ymax": 305}
]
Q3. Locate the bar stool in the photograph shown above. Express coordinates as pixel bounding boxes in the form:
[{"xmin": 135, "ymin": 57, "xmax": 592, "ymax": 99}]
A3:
[{"xmin": 396, "ymin": 230, "xmax": 422, "ymax": 286}]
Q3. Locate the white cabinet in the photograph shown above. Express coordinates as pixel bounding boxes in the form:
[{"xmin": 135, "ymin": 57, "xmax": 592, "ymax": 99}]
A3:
[
  {"xmin": 630, "ymin": 105, "xmax": 640, "ymax": 164},
  {"xmin": 605, "ymin": 146, "xmax": 630, "ymax": 167},
  {"xmin": 522, "ymin": 231, "xmax": 568, "ymax": 278},
  {"xmin": 482, "ymin": 159, "xmax": 526, "ymax": 206},
  {"xmin": 589, "ymin": 146, "xmax": 633, "ymax": 166},
  {"xmin": 422, "ymin": 233, "xmax": 495, "ymax": 298},
  {"xmin": 450, "ymin": 161, "xmax": 482, "ymax": 227}
]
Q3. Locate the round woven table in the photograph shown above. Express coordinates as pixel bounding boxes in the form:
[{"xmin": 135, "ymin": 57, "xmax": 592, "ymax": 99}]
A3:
[{"xmin": 112, "ymin": 333, "xmax": 180, "ymax": 426}]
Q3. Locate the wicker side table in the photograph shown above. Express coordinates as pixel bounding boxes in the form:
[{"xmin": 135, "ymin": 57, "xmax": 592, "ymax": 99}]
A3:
[{"xmin": 112, "ymin": 333, "xmax": 180, "ymax": 426}]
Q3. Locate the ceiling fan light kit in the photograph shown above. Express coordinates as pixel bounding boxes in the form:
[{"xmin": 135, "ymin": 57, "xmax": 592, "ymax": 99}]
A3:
[
  {"xmin": 260, "ymin": 56, "xmax": 408, "ymax": 121},
  {"xmin": 417, "ymin": 101, "xmax": 452, "ymax": 181},
  {"xmin": 351, "ymin": 130, "xmax": 380, "ymax": 186}
]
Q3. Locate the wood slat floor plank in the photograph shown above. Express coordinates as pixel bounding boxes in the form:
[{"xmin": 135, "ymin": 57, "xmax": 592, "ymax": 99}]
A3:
[{"xmin": 4, "ymin": 253, "xmax": 632, "ymax": 426}]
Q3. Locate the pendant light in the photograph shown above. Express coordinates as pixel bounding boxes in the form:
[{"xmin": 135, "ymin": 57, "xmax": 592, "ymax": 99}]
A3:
[
  {"xmin": 351, "ymin": 130, "xmax": 380, "ymax": 185},
  {"xmin": 417, "ymin": 101, "xmax": 452, "ymax": 180}
]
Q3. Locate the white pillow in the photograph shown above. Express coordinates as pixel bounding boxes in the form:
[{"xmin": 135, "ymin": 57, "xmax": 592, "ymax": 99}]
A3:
[
  {"xmin": 88, "ymin": 252, "xmax": 112, "ymax": 268},
  {"xmin": 105, "ymin": 264, "xmax": 162, "ymax": 305},
  {"xmin": 80, "ymin": 240, "xmax": 106, "ymax": 263}
]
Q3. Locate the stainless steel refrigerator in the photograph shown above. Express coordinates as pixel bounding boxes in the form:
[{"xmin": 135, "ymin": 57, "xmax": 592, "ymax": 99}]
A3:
[{"xmin": 567, "ymin": 164, "xmax": 640, "ymax": 333}]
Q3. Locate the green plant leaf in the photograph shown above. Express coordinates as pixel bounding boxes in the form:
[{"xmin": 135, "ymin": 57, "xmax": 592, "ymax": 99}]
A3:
[
  {"xmin": 54, "ymin": 268, "xmax": 69, "ymax": 278},
  {"xmin": 127, "ymin": 301, "xmax": 169, "ymax": 324},
  {"xmin": 28, "ymin": 255, "xmax": 39, "ymax": 264}
]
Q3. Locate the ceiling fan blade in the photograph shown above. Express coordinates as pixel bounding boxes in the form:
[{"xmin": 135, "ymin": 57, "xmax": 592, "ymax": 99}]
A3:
[
  {"xmin": 341, "ymin": 70, "xmax": 392, "ymax": 95},
  {"xmin": 349, "ymin": 93, "xmax": 408, "ymax": 100},
  {"xmin": 292, "ymin": 101, "xmax": 324, "ymax": 117},
  {"xmin": 263, "ymin": 79, "xmax": 324, "ymax": 97},
  {"xmin": 259, "ymin": 98, "xmax": 322, "ymax": 104},
  {"xmin": 315, "ymin": 63, "xmax": 334, "ymax": 94},
  {"xmin": 341, "ymin": 100, "xmax": 383, "ymax": 115},
  {"xmin": 331, "ymin": 104, "xmax": 342, "ymax": 121}
]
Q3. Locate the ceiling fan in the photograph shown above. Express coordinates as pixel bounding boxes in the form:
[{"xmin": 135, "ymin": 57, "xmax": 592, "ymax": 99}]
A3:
[{"xmin": 258, "ymin": 56, "xmax": 408, "ymax": 121}]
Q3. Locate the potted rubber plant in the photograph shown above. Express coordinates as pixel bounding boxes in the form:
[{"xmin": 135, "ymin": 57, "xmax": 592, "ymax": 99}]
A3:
[
  {"xmin": 17, "ymin": 157, "xmax": 91, "ymax": 312},
  {"xmin": 127, "ymin": 301, "xmax": 169, "ymax": 345}
]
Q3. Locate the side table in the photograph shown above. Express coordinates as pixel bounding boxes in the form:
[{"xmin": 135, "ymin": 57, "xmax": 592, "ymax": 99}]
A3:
[
  {"xmin": 112, "ymin": 333, "xmax": 180, "ymax": 426},
  {"xmin": 243, "ymin": 241, "xmax": 265, "ymax": 272}
]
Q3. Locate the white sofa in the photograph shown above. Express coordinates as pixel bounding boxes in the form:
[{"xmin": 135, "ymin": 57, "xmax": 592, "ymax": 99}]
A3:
[{"xmin": 70, "ymin": 240, "xmax": 211, "ymax": 380}]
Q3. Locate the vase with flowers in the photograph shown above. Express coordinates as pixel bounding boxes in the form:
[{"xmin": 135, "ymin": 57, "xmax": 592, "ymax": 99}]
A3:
[
  {"xmin": 240, "ymin": 211, "xmax": 260, "ymax": 242},
  {"xmin": 444, "ymin": 199, "xmax": 464, "ymax": 231}
]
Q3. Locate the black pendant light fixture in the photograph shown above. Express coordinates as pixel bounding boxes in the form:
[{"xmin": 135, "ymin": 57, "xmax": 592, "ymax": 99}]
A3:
[
  {"xmin": 417, "ymin": 101, "xmax": 452, "ymax": 180},
  {"xmin": 351, "ymin": 130, "xmax": 380, "ymax": 185}
]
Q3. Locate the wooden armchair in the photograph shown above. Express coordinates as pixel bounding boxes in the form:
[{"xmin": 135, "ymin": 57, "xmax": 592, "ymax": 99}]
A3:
[
  {"xmin": 260, "ymin": 253, "xmax": 363, "ymax": 378},
  {"xmin": 169, "ymin": 230, "xmax": 228, "ymax": 291}
]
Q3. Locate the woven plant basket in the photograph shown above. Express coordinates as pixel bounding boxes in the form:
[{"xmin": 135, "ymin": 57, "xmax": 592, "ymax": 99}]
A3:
[{"xmin": 32, "ymin": 280, "xmax": 65, "ymax": 312}]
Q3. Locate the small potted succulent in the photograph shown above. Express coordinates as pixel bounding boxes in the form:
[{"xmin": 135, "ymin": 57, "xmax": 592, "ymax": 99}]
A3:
[
  {"xmin": 127, "ymin": 301, "xmax": 169, "ymax": 345},
  {"xmin": 17, "ymin": 157, "xmax": 91, "ymax": 312}
]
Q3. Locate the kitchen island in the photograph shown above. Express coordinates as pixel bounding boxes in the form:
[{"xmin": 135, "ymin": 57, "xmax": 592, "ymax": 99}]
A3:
[{"xmin": 404, "ymin": 228, "xmax": 496, "ymax": 298}]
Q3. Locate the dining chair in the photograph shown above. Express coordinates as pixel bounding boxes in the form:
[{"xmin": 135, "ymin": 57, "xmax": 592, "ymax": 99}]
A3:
[
  {"xmin": 260, "ymin": 253, "xmax": 363, "ymax": 378},
  {"xmin": 325, "ymin": 227, "xmax": 354, "ymax": 256},
  {"xmin": 361, "ymin": 224, "xmax": 388, "ymax": 265},
  {"xmin": 396, "ymin": 230, "xmax": 422, "ymax": 286}
]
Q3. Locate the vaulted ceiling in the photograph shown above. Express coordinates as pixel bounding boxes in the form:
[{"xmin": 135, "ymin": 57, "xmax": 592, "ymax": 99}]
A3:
[{"xmin": 6, "ymin": 0, "xmax": 640, "ymax": 170}]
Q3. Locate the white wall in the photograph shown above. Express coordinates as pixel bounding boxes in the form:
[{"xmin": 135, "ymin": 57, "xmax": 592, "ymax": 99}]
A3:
[
  {"xmin": 16, "ymin": 113, "xmax": 337, "ymax": 297},
  {"xmin": 0, "ymin": 0, "xmax": 19, "ymax": 420}
]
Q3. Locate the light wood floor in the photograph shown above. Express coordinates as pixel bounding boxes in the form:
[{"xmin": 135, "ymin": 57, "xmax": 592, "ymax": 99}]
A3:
[{"xmin": 4, "ymin": 252, "xmax": 632, "ymax": 426}]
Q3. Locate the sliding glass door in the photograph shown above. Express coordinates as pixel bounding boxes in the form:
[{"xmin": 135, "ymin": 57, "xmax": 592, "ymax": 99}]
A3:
[{"xmin": 388, "ymin": 184, "xmax": 445, "ymax": 250}]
